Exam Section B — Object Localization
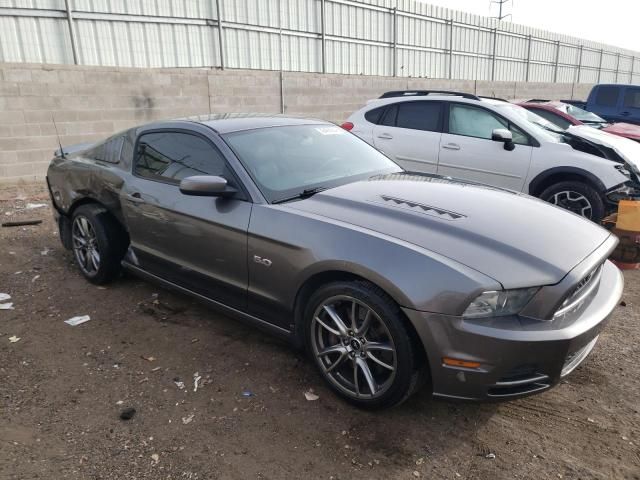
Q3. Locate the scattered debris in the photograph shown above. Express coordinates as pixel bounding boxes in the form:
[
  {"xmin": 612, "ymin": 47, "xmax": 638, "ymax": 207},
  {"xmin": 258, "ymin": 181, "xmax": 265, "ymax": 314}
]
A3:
[
  {"xmin": 412, "ymin": 471, "xmax": 420, "ymax": 478},
  {"xmin": 9, "ymin": 336, "xmax": 21, "ymax": 343},
  {"xmin": 191, "ymin": 338, "xmax": 199, "ymax": 344},
  {"xmin": 25, "ymin": 203, "xmax": 47, "ymax": 210},
  {"xmin": 31, "ymin": 275, "xmax": 40, "ymax": 283},
  {"xmin": 120, "ymin": 407, "xmax": 136, "ymax": 420},
  {"xmin": 40, "ymin": 247, "xmax": 50, "ymax": 256},
  {"xmin": 116, "ymin": 400, "xmax": 124, "ymax": 406},
  {"xmin": 174, "ymin": 378, "xmax": 185, "ymax": 390},
  {"xmin": 620, "ymin": 300, "xmax": 627, "ymax": 307},
  {"xmin": 141, "ymin": 355, "xmax": 156, "ymax": 362},
  {"xmin": 241, "ymin": 390, "xmax": 254, "ymax": 397},
  {"xmin": 304, "ymin": 390, "xmax": 319, "ymax": 401},
  {"xmin": 64, "ymin": 315, "xmax": 91, "ymax": 326},
  {"xmin": 415, "ymin": 457, "xmax": 425, "ymax": 466},
  {"xmin": 151, "ymin": 366, "xmax": 162, "ymax": 372},
  {"xmin": 587, "ymin": 417, "xmax": 595, "ymax": 423},
  {"xmin": 2, "ymin": 220, "xmax": 43, "ymax": 227},
  {"xmin": 0, "ymin": 293, "xmax": 10, "ymax": 302},
  {"xmin": 194, "ymin": 373, "xmax": 202, "ymax": 392},
  {"xmin": 151, "ymin": 453, "xmax": 159, "ymax": 465},
  {"xmin": 485, "ymin": 453, "xmax": 496, "ymax": 459},
  {"xmin": 1, "ymin": 303, "xmax": 15, "ymax": 310},
  {"xmin": 182, "ymin": 414, "xmax": 194, "ymax": 425}
]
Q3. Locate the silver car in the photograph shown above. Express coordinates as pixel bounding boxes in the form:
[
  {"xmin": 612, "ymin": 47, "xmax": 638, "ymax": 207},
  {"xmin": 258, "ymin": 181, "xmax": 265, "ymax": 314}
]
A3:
[{"xmin": 46, "ymin": 115, "xmax": 624, "ymax": 408}]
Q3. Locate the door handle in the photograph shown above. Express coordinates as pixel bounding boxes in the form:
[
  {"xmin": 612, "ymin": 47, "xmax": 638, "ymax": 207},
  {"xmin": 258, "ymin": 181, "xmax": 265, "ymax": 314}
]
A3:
[
  {"xmin": 377, "ymin": 133, "xmax": 393, "ymax": 140},
  {"xmin": 125, "ymin": 192, "xmax": 145, "ymax": 204},
  {"xmin": 442, "ymin": 143, "xmax": 461, "ymax": 150}
]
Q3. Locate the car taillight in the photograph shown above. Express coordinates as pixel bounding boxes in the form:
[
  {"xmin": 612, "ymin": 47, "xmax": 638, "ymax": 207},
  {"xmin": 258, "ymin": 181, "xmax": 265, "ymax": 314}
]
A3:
[{"xmin": 340, "ymin": 122, "xmax": 354, "ymax": 131}]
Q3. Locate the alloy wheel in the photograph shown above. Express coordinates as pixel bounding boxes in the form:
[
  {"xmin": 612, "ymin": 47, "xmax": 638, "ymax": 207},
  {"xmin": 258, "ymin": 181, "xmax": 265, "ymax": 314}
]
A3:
[
  {"xmin": 72, "ymin": 215, "xmax": 101, "ymax": 276},
  {"xmin": 551, "ymin": 191, "xmax": 593, "ymax": 219},
  {"xmin": 311, "ymin": 295, "xmax": 397, "ymax": 399}
]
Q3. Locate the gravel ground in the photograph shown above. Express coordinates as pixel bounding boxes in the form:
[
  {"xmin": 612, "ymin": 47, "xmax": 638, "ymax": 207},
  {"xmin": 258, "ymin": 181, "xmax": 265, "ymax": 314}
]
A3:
[{"xmin": 1, "ymin": 183, "xmax": 639, "ymax": 480}]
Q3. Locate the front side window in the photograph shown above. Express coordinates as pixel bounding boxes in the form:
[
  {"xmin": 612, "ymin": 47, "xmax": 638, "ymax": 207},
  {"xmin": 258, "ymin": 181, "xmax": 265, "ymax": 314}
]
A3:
[
  {"xmin": 134, "ymin": 132, "xmax": 230, "ymax": 184},
  {"xmin": 396, "ymin": 101, "xmax": 442, "ymax": 132},
  {"xmin": 595, "ymin": 86, "xmax": 619, "ymax": 107},
  {"xmin": 530, "ymin": 108, "xmax": 573, "ymax": 130},
  {"xmin": 223, "ymin": 124, "xmax": 400, "ymax": 203},
  {"xmin": 623, "ymin": 88, "xmax": 640, "ymax": 109},
  {"xmin": 449, "ymin": 104, "xmax": 529, "ymax": 145}
]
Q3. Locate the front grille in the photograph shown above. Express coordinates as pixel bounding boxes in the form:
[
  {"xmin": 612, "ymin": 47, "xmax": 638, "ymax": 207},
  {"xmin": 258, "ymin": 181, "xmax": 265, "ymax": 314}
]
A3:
[
  {"xmin": 488, "ymin": 366, "xmax": 551, "ymax": 398},
  {"xmin": 554, "ymin": 264, "xmax": 603, "ymax": 319}
]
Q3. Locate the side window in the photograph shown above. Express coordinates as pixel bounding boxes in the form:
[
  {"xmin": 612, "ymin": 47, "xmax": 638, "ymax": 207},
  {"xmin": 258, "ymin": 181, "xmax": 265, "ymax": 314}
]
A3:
[
  {"xmin": 449, "ymin": 104, "xmax": 529, "ymax": 145},
  {"xmin": 89, "ymin": 136, "xmax": 124, "ymax": 164},
  {"xmin": 380, "ymin": 104, "xmax": 398, "ymax": 126},
  {"xmin": 134, "ymin": 132, "xmax": 230, "ymax": 184},
  {"xmin": 595, "ymin": 87, "xmax": 619, "ymax": 107},
  {"xmin": 530, "ymin": 108, "xmax": 572, "ymax": 130},
  {"xmin": 623, "ymin": 88, "xmax": 640, "ymax": 109},
  {"xmin": 396, "ymin": 102, "xmax": 442, "ymax": 132},
  {"xmin": 364, "ymin": 106, "xmax": 386, "ymax": 124}
]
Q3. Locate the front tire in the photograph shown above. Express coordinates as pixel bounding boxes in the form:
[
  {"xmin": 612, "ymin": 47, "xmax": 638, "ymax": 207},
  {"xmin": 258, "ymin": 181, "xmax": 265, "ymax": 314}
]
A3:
[
  {"xmin": 539, "ymin": 181, "xmax": 605, "ymax": 223},
  {"xmin": 70, "ymin": 204, "xmax": 128, "ymax": 285},
  {"xmin": 303, "ymin": 280, "xmax": 425, "ymax": 409}
]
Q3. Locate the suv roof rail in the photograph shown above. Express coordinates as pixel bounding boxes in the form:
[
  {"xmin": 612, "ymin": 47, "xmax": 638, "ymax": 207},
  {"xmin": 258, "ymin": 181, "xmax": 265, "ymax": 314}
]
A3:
[
  {"xmin": 478, "ymin": 95, "xmax": 509, "ymax": 102},
  {"xmin": 379, "ymin": 90, "xmax": 480, "ymax": 100},
  {"xmin": 526, "ymin": 98, "xmax": 550, "ymax": 103}
]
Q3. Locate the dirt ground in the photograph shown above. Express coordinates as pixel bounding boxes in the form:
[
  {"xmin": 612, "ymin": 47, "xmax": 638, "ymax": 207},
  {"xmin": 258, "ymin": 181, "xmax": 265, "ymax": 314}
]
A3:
[{"xmin": 0, "ymin": 183, "xmax": 639, "ymax": 480}]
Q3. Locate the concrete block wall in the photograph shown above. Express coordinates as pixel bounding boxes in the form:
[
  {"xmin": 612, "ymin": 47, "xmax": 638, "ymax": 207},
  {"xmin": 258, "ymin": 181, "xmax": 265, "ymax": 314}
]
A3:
[{"xmin": 0, "ymin": 62, "xmax": 594, "ymax": 184}]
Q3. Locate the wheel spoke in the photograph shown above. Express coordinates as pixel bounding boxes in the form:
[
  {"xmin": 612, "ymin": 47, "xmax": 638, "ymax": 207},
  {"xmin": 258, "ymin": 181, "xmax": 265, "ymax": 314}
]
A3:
[
  {"xmin": 353, "ymin": 360, "xmax": 360, "ymax": 397},
  {"xmin": 365, "ymin": 341, "xmax": 394, "ymax": 352},
  {"xmin": 356, "ymin": 310, "xmax": 372, "ymax": 336},
  {"xmin": 72, "ymin": 234, "xmax": 87, "ymax": 246},
  {"xmin": 316, "ymin": 344, "xmax": 348, "ymax": 358},
  {"xmin": 350, "ymin": 301, "xmax": 358, "ymax": 331},
  {"xmin": 78, "ymin": 217, "xmax": 89, "ymax": 237},
  {"xmin": 367, "ymin": 351, "xmax": 394, "ymax": 371},
  {"xmin": 323, "ymin": 305, "xmax": 349, "ymax": 336},
  {"xmin": 356, "ymin": 357, "xmax": 377, "ymax": 395},
  {"xmin": 315, "ymin": 316, "xmax": 341, "ymax": 336},
  {"xmin": 326, "ymin": 351, "xmax": 348, "ymax": 373},
  {"xmin": 89, "ymin": 250, "xmax": 100, "ymax": 271}
]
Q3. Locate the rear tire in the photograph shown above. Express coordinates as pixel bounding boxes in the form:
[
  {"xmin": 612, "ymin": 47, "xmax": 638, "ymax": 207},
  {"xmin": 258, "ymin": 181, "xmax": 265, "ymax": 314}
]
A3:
[
  {"xmin": 539, "ymin": 181, "xmax": 605, "ymax": 223},
  {"xmin": 303, "ymin": 280, "xmax": 425, "ymax": 409},
  {"xmin": 70, "ymin": 204, "xmax": 128, "ymax": 285}
]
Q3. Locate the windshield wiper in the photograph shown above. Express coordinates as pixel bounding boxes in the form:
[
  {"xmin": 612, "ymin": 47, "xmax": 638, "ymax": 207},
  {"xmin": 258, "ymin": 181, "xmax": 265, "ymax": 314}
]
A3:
[{"xmin": 272, "ymin": 186, "xmax": 329, "ymax": 204}]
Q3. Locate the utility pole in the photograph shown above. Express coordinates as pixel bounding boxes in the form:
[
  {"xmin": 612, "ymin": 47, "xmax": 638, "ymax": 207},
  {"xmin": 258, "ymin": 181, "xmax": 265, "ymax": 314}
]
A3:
[{"xmin": 491, "ymin": 0, "xmax": 512, "ymax": 21}]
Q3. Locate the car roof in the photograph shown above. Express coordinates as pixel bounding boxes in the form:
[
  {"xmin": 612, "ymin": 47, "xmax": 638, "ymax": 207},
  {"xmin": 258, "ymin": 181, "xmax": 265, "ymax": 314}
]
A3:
[
  {"xmin": 181, "ymin": 113, "xmax": 329, "ymax": 133},
  {"xmin": 366, "ymin": 94, "xmax": 507, "ymax": 109}
]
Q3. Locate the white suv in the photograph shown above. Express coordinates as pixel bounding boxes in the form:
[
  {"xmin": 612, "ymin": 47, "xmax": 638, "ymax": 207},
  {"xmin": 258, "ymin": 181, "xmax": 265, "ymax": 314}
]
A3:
[{"xmin": 343, "ymin": 90, "xmax": 640, "ymax": 222}]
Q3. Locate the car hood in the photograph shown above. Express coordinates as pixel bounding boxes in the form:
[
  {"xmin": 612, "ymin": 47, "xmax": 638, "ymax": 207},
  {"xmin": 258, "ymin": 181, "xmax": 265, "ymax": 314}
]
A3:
[
  {"xmin": 567, "ymin": 125, "xmax": 640, "ymax": 170},
  {"xmin": 284, "ymin": 174, "xmax": 610, "ymax": 288},
  {"xmin": 602, "ymin": 122, "xmax": 640, "ymax": 141}
]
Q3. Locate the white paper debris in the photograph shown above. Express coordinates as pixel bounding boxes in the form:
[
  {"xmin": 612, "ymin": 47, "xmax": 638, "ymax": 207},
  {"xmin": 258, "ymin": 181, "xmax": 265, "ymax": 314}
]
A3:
[
  {"xmin": 174, "ymin": 380, "xmax": 185, "ymax": 390},
  {"xmin": 25, "ymin": 203, "xmax": 47, "ymax": 210},
  {"xmin": 0, "ymin": 303, "xmax": 14, "ymax": 310},
  {"xmin": 151, "ymin": 453, "xmax": 160, "ymax": 465},
  {"xmin": 64, "ymin": 315, "xmax": 91, "ymax": 326},
  {"xmin": 182, "ymin": 414, "xmax": 194, "ymax": 425},
  {"xmin": 40, "ymin": 248, "xmax": 50, "ymax": 256},
  {"xmin": 9, "ymin": 336, "xmax": 20, "ymax": 343},
  {"xmin": 0, "ymin": 293, "xmax": 10, "ymax": 302},
  {"xmin": 32, "ymin": 275, "xmax": 40, "ymax": 283},
  {"xmin": 193, "ymin": 372, "xmax": 202, "ymax": 392},
  {"xmin": 304, "ymin": 390, "xmax": 319, "ymax": 401}
]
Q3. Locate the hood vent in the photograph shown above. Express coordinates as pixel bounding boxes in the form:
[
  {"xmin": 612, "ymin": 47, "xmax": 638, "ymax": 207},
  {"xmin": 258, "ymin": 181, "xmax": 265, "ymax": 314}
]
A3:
[{"xmin": 380, "ymin": 195, "xmax": 466, "ymax": 220}]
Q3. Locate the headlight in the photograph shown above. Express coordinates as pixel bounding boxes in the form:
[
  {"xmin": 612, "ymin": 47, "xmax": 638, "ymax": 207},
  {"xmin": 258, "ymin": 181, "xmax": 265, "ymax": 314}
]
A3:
[{"xmin": 462, "ymin": 288, "xmax": 539, "ymax": 319}]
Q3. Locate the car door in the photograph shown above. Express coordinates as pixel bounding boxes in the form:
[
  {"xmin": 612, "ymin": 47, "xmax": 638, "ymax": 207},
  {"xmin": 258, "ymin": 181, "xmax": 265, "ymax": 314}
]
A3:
[
  {"xmin": 372, "ymin": 101, "xmax": 443, "ymax": 173},
  {"xmin": 621, "ymin": 86, "xmax": 640, "ymax": 125},
  {"xmin": 120, "ymin": 128, "xmax": 252, "ymax": 310},
  {"xmin": 590, "ymin": 85, "xmax": 621, "ymax": 123},
  {"xmin": 437, "ymin": 103, "xmax": 533, "ymax": 191}
]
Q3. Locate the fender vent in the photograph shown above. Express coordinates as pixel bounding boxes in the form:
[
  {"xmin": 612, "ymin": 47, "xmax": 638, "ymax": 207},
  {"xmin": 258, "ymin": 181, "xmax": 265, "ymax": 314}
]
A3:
[{"xmin": 380, "ymin": 195, "xmax": 466, "ymax": 220}]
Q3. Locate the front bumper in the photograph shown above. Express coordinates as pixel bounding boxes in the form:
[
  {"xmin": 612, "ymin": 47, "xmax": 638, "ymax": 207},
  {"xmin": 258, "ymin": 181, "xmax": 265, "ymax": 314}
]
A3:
[{"xmin": 403, "ymin": 260, "xmax": 624, "ymax": 401}]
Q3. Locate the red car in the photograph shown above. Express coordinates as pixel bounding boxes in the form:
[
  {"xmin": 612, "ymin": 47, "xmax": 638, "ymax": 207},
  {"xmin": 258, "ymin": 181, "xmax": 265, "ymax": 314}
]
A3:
[{"xmin": 519, "ymin": 100, "xmax": 640, "ymax": 142}]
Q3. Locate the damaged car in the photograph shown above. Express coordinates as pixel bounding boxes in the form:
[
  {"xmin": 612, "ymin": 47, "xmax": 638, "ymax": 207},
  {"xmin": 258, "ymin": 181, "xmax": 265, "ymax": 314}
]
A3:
[{"xmin": 47, "ymin": 115, "xmax": 623, "ymax": 408}]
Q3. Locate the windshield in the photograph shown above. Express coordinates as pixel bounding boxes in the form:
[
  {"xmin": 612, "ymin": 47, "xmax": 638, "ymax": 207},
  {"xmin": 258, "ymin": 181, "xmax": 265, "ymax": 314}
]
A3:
[
  {"xmin": 494, "ymin": 103, "xmax": 563, "ymax": 142},
  {"xmin": 563, "ymin": 104, "xmax": 607, "ymax": 124},
  {"xmin": 223, "ymin": 124, "xmax": 401, "ymax": 203}
]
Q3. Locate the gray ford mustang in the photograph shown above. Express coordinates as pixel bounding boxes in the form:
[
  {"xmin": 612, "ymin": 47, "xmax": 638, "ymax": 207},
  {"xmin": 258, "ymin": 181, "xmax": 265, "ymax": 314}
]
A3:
[{"xmin": 47, "ymin": 114, "xmax": 624, "ymax": 408}]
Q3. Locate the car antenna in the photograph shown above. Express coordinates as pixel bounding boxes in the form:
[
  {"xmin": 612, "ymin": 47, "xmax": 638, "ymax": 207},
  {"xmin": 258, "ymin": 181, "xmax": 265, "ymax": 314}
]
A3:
[{"xmin": 51, "ymin": 113, "xmax": 65, "ymax": 159}]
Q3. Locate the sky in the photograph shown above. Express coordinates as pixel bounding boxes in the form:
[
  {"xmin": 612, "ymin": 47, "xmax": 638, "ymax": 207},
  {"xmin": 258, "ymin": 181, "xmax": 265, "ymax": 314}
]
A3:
[{"xmin": 420, "ymin": 0, "xmax": 638, "ymax": 51}]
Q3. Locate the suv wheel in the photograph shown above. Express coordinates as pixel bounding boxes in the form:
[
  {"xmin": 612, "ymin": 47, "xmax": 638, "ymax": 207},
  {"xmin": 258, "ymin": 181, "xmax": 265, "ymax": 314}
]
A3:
[
  {"xmin": 71, "ymin": 204, "xmax": 128, "ymax": 284},
  {"xmin": 304, "ymin": 280, "xmax": 425, "ymax": 409},
  {"xmin": 539, "ymin": 181, "xmax": 605, "ymax": 223}
]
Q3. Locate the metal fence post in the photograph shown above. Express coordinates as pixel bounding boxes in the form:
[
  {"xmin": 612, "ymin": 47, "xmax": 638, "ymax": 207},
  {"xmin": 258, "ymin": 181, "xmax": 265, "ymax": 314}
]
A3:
[
  {"xmin": 392, "ymin": 7, "xmax": 398, "ymax": 76},
  {"xmin": 553, "ymin": 40, "xmax": 560, "ymax": 82},
  {"xmin": 64, "ymin": 0, "xmax": 79, "ymax": 64},
  {"xmin": 597, "ymin": 48, "xmax": 603, "ymax": 83},
  {"xmin": 215, "ymin": 0, "xmax": 225, "ymax": 69},
  {"xmin": 614, "ymin": 53, "xmax": 620, "ymax": 82},
  {"xmin": 631, "ymin": 56, "xmax": 635, "ymax": 83},
  {"xmin": 525, "ymin": 34, "xmax": 531, "ymax": 82},
  {"xmin": 491, "ymin": 27, "xmax": 497, "ymax": 81},
  {"xmin": 448, "ymin": 19, "xmax": 453, "ymax": 79},
  {"xmin": 576, "ymin": 45, "xmax": 583, "ymax": 84},
  {"xmin": 320, "ymin": 0, "xmax": 326, "ymax": 73}
]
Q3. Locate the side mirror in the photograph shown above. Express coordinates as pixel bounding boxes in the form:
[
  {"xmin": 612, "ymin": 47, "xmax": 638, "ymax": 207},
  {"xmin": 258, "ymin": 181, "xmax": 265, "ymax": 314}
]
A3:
[
  {"xmin": 491, "ymin": 128, "xmax": 516, "ymax": 151},
  {"xmin": 179, "ymin": 175, "xmax": 237, "ymax": 197}
]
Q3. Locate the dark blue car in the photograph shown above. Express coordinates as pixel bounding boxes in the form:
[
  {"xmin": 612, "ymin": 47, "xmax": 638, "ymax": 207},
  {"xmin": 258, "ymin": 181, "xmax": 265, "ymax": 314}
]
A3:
[{"xmin": 584, "ymin": 84, "xmax": 640, "ymax": 126}]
